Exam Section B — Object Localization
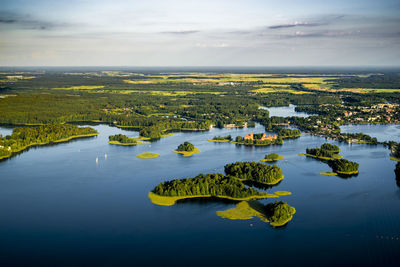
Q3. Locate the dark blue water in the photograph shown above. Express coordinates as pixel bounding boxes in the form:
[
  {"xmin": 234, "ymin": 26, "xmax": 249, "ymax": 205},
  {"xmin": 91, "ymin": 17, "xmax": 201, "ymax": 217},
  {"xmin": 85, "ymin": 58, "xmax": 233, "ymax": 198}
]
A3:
[
  {"xmin": 340, "ymin": 124, "xmax": 400, "ymax": 143},
  {"xmin": 0, "ymin": 123, "xmax": 399, "ymax": 266}
]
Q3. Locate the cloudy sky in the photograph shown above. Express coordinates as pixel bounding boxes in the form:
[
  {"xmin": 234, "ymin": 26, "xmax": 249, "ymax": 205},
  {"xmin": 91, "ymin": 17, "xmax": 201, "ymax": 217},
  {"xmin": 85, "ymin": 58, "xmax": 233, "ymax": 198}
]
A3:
[{"xmin": 0, "ymin": 0, "xmax": 399, "ymax": 66}]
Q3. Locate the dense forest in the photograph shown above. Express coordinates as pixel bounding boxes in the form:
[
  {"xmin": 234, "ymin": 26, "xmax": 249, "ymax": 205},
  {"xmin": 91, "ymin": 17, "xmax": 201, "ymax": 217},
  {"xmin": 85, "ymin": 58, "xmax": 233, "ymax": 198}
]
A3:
[
  {"xmin": 265, "ymin": 201, "xmax": 296, "ymax": 227},
  {"xmin": 108, "ymin": 134, "xmax": 137, "ymax": 144},
  {"xmin": 0, "ymin": 124, "xmax": 97, "ymax": 159},
  {"xmin": 224, "ymin": 161, "xmax": 283, "ymax": 184},
  {"xmin": 328, "ymin": 159, "xmax": 359, "ymax": 174},
  {"xmin": 176, "ymin": 142, "xmax": 195, "ymax": 152},
  {"xmin": 305, "ymin": 143, "xmax": 341, "ymax": 160},
  {"xmin": 152, "ymin": 173, "xmax": 265, "ymax": 199},
  {"xmin": 211, "ymin": 135, "xmax": 232, "ymax": 141}
]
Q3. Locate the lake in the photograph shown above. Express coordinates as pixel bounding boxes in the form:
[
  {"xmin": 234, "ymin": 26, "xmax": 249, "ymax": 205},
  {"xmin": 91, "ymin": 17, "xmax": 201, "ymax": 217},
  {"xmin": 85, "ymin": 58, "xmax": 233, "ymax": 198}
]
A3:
[
  {"xmin": 260, "ymin": 104, "xmax": 312, "ymax": 117},
  {"xmin": 0, "ymin": 123, "xmax": 399, "ymax": 266}
]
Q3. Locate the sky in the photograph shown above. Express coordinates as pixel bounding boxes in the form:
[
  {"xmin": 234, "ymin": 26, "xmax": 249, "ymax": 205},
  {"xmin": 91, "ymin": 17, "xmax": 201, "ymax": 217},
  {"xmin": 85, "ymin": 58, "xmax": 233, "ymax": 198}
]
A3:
[{"xmin": 0, "ymin": 0, "xmax": 399, "ymax": 66}]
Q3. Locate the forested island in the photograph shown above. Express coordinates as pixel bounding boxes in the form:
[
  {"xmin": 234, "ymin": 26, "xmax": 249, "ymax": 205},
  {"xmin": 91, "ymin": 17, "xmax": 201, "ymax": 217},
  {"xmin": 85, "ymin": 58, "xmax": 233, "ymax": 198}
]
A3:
[
  {"xmin": 108, "ymin": 134, "xmax": 150, "ymax": 145},
  {"xmin": 261, "ymin": 153, "xmax": 285, "ymax": 162},
  {"xmin": 149, "ymin": 173, "xmax": 276, "ymax": 206},
  {"xmin": 173, "ymin": 141, "xmax": 200, "ymax": 157},
  {"xmin": 217, "ymin": 200, "xmax": 296, "ymax": 227},
  {"xmin": 328, "ymin": 159, "xmax": 359, "ymax": 175},
  {"xmin": 302, "ymin": 143, "xmax": 342, "ymax": 160},
  {"xmin": 0, "ymin": 124, "xmax": 98, "ymax": 160},
  {"xmin": 224, "ymin": 161, "xmax": 283, "ymax": 185},
  {"xmin": 149, "ymin": 161, "xmax": 285, "ymax": 205},
  {"xmin": 208, "ymin": 135, "xmax": 232, "ymax": 142},
  {"xmin": 233, "ymin": 133, "xmax": 284, "ymax": 146},
  {"xmin": 300, "ymin": 143, "xmax": 359, "ymax": 175}
]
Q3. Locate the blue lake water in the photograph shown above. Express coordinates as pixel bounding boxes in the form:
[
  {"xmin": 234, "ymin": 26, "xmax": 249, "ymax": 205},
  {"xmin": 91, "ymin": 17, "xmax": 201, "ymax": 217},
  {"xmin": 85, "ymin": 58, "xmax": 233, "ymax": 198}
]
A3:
[
  {"xmin": 0, "ymin": 123, "xmax": 399, "ymax": 266},
  {"xmin": 260, "ymin": 104, "xmax": 311, "ymax": 117},
  {"xmin": 340, "ymin": 124, "xmax": 400, "ymax": 143}
]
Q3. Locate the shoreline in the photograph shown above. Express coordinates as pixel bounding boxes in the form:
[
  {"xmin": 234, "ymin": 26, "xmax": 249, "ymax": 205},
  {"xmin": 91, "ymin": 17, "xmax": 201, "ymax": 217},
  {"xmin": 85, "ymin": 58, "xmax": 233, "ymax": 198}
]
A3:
[
  {"xmin": 173, "ymin": 147, "xmax": 200, "ymax": 157},
  {"xmin": 0, "ymin": 132, "xmax": 99, "ymax": 160},
  {"xmin": 148, "ymin": 192, "xmax": 279, "ymax": 206}
]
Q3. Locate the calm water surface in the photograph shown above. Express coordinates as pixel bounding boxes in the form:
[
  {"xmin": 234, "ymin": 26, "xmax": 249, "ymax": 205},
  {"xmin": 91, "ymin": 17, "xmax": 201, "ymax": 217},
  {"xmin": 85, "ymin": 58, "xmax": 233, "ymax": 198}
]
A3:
[
  {"xmin": 340, "ymin": 124, "xmax": 400, "ymax": 143},
  {"xmin": 0, "ymin": 123, "xmax": 399, "ymax": 266},
  {"xmin": 260, "ymin": 104, "xmax": 311, "ymax": 117}
]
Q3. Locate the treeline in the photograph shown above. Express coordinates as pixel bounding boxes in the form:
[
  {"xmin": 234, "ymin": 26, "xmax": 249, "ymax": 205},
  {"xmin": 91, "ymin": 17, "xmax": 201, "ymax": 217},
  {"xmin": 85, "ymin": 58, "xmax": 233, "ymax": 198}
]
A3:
[
  {"xmin": 152, "ymin": 173, "xmax": 264, "ymax": 198},
  {"xmin": 108, "ymin": 134, "xmax": 137, "ymax": 144},
  {"xmin": 211, "ymin": 135, "xmax": 232, "ymax": 141},
  {"xmin": 328, "ymin": 159, "xmax": 359, "ymax": 174},
  {"xmin": 306, "ymin": 143, "xmax": 340, "ymax": 159},
  {"xmin": 338, "ymin": 133, "xmax": 378, "ymax": 144},
  {"xmin": 234, "ymin": 135, "xmax": 284, "ymax": 146},
  {"xmin": 0, "ymin": 124, "xmax": 97, "ymax": 158},
  {"xmin": 224, "ymin": 162, "xmax": 283, "ymax": 184}
]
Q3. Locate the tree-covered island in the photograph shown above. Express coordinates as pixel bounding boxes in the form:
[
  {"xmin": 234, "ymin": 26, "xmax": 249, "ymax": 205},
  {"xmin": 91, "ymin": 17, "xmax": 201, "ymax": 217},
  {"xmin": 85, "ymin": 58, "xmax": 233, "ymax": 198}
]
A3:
[
  {"xmin": 0, "ymin": 124, "xmax": 98, "ymax": 160},
  {"xmin": 108, "ymin": 134, "xmax": 150, "ymax": 145},
  {"xmin": 149, "ymin": 161, "xmax": 285, "ymax": 205},
  {"xmin": 233, "ymin": 132, "xmax": 284, "ymax": 146},
  {"xmin": 208, "ymin": 135, "xmax": 232, "ymax": 142},
  {"xmin": 216, "ymin": 200, "xmax": 296, "ymax": 228},
  {"xmin": 225, "ymin": 161, "xmax": 284, "ymax": 185},
  {"xmin": 261, "ymin": 153, "xmax": 285, "ymax": 162},
  {"xmin": 302, "ymin": 143, "xmax": 342, "ymax": 160},
  {"xmin": 173, "ymin": 141, "xmax": 200, "ymax": 157},
  {"xmin": 328, "ymin": 159, "xmax": 359, "ymax": 175}
]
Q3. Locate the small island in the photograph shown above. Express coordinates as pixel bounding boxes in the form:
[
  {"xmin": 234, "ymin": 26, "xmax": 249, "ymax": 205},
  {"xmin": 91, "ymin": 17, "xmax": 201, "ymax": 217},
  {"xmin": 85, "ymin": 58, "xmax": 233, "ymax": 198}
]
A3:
[
  {"xmin": 261, "ymin": 153, "xmax": 285, "ymax": 162},
  {"xmin": 224, "ymin": 161, "xmax": 284, "ymax": 185},
  {"xmin": 216, "ymin": 200, "xmax": 296, "ymax": 227},
  {"xmin": 302, "ymin": 143, "xmax": 342, "ymax": 160},
  {"xmin": 208, "ymin": 135, "xmax": 232, "ymax": 143},
  {"xmin": 0, "ymin": 124, "xmax": 98, "ymax": 160},
  {"xmin": 108, "ymin": 134, "xmax": 150, "ymax": 145},
  {"xmin": 136, "ymin": 152, "xmax": 160, "ymax": 159},
  {"xmin": 173, "ymin": 141, "xmax": 200, "ymax": 157},
  {"xmin": 149, "ymin": 173, "xmax": 277, "ymax": 206},
  {"xmin": 328, "ymin": 159, "xmax": 359, "ymax": 175},
  {"xmin": 232, "ymin": 132, "xmax": 284, "ymax": 146}
]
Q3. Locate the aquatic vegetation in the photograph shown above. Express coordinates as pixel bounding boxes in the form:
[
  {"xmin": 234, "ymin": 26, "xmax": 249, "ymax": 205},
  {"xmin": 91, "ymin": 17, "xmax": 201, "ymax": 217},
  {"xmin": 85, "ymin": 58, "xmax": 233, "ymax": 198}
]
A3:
[
  {"xmin": 217, "ymin": 200, "xmax": 296, "ymax": 227},
  {"xmin": 320, "ymin": 172, "xmax": 338, "ymax": 176},
  {"xmin": 173, "ymin": 147, "xmax": 200, "ymax": 157},
  {"xmin": 137, "ymin": 152, "xmax": 160, "ymax": 159},
  {"xmin": 274, "ymin": 191, "xmax": 292, "ymax": 196}
]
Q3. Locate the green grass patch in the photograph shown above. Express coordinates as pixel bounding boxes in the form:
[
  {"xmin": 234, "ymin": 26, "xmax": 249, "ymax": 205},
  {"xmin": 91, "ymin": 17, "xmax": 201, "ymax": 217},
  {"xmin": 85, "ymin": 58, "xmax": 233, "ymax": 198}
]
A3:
[
  {"xmin": 208, "ymin": 139, "xmax": 230, "ymax": 143},
  {"xmin": 149, "ymin": 192, "xmax": 278, "ymax": 206},
  {"xmin": 173, "ymin": 147, "xmax": 200, "ymax": 157},
  {"xmin": 136, "ymin": 152, "xmax": 160, "ymax": 159},
  {"xmin": 320, "ymin": 172, "xmax": 338, "ymax": 176}
]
